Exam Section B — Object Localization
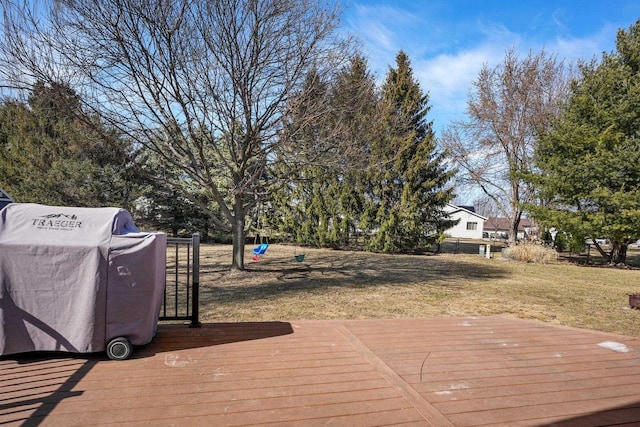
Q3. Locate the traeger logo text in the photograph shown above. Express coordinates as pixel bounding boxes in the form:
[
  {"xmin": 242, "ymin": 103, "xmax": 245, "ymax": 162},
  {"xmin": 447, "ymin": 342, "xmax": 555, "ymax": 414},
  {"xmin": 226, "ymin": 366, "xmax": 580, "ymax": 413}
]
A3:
[{"xmin": 32, "ymin": 213, "xmax": 82, "ymax": 230}]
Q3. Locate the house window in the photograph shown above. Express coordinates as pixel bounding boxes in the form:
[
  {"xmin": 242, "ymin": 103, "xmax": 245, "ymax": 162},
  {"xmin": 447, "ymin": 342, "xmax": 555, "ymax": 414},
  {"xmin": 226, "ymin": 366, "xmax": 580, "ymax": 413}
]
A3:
[{"xmin": 466, "ymin": 222, "xmax": 478, "ymax": 231}]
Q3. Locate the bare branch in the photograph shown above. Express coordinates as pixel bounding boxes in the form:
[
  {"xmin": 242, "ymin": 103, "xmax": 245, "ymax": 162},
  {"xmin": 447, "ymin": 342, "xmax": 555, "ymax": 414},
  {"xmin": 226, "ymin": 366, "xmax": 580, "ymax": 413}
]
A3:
[
  {"xmin": 0, "ymin": 0, "xmax": 350, "ymax": 269},
  {"xmin": 441, "ymin": 48, "xmax": 573, "ymax": 243}
]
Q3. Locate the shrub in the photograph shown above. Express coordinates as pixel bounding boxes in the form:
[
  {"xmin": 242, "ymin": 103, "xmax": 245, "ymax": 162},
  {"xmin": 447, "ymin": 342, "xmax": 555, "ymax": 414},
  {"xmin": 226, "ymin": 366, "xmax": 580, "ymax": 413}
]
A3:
[
  {"xmin": 502, "ymin": 242, "xmax": 558, "ymax": 264},
  {"xmin": 554, "ymin": 232, "xmax": 567, "ymax": 252}
]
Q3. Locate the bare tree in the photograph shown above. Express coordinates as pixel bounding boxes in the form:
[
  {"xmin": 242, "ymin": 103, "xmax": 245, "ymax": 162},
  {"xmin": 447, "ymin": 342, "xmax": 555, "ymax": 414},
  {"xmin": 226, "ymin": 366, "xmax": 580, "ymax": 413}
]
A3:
[
  {"xmin": 441, "ymin": 49, "xmax": 571, "ymax": 244},
  {"xmin": 0, "ymin": 0, "xmax": 350, "ymax": 269},
  {"xmin": 472, "ymin": 194, "xmax": 499, "ymax": 218}
]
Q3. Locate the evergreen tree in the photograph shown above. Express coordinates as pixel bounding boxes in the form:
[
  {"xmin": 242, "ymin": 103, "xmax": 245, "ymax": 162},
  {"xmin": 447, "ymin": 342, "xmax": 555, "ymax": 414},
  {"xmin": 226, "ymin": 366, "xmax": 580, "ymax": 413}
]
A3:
[
  {"xmin": 533, "ymin": 21, "xmax": 640, "ymax": 264},
  {"xmin": 0, "ymin": 81, "xmax": 139, "ymax": 209},
  {"xmin": 331, "ymin": 55, "xmax": 378, "ymax": 247},
  {"xmin": 364, "ymin": 51, "xmax": 456, "ymax": 253},
  {"xmin": 269, "ymin": 70, "xmax": 339, "ymax": 247},
  {"xmin": 271, "ymin": 56, "xmax": 378, "ymax": 248},
  {"xmin": 134, "ymin": 150, "xmax": 215, "ymax": 239}
]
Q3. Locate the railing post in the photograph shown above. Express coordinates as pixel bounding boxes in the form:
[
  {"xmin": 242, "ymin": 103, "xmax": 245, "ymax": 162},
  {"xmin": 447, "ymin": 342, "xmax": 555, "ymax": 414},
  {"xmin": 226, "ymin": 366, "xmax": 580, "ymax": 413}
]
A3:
[
  {"xmin": 161, "ymin": 233, "xmax": 202, "ymax": 327},
  {"xmin": 190, "ymin": 233, "xmax": 201, "ymax": 327}
]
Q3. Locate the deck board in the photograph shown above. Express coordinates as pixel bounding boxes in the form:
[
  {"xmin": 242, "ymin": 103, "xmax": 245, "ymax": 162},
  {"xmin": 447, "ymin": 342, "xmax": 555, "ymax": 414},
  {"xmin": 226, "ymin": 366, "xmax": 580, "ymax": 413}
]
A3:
[{"xmin": 1, "ymin": 316, "xmax": 640, "ymax": 426}]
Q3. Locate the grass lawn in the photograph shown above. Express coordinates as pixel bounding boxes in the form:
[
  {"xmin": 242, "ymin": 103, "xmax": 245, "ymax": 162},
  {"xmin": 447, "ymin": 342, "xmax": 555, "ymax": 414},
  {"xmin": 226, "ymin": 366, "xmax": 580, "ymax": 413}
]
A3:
[{"xmin": 195, "ymin": 242, "xmax": 640, "ymax": 338}]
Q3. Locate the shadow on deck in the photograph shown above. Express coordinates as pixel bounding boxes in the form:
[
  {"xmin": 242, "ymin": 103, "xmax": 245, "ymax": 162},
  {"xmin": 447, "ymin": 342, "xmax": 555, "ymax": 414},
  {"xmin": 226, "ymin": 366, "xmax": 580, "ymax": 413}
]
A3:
[{"xmin": 2, "ymin": 317, "xmax": 640, "ymax": 426}]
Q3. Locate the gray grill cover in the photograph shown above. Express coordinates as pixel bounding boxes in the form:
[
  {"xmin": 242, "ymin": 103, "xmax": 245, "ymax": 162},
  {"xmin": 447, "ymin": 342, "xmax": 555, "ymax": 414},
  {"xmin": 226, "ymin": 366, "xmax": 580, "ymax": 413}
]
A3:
[{"xmin": 0, "ymin": 203, "xmax": 166, "ymax": 356}]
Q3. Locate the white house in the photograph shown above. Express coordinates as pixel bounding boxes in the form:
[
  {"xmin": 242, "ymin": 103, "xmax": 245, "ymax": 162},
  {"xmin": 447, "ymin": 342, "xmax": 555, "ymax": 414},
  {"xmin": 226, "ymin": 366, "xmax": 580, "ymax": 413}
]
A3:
[
  {"xmin": 443, "ymin": 204, "xmax": 487, "ymax": 240},
  {"xmin": 483, "ymin": 217, "xmax": 539, "ymax": 240}
]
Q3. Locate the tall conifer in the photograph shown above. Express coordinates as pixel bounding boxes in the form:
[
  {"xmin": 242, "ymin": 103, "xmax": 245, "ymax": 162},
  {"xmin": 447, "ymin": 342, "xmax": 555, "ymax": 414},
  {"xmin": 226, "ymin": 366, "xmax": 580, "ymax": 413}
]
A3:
[
  {"xmin": 272, "ymin": 56, "xmax": 378, "ymax": 248},
  {"xmin": 365, "ymin": 51, "xmax": 456, "ymax": 253}
]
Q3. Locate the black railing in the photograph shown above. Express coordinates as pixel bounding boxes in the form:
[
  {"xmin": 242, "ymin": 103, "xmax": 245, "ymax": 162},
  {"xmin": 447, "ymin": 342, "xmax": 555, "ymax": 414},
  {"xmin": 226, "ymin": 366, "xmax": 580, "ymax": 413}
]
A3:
[{"xmin": 161, "ymin": 233, "xmax": 201, "ymax": 327}]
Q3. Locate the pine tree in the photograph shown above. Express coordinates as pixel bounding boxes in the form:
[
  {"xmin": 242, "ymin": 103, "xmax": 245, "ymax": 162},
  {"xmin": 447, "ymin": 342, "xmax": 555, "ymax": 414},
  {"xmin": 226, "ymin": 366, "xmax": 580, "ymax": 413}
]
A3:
[
  {"xmin": 364, "ymin": 51, "xmax": 456, "ymax": 253},
  {"xmin": 533, "ymin": 20, "xmax": 640, "ymax": 264},
  {"xmin": 271, "ymin": 56, "xmax": 378, "ymax": 248},
  {"xmin": 269, "ymin": 70, "xmax": 341, "ymax": 247},
  {"xmin": 134, "ymin": 150, "xmax": 215, "ymax": 239},
  {"xmin": 0, "ymin": 81, "xmax": 139, "ymax": 209},
  {"xmin": 330, "ymin": 55, "xmax": 378, "ymax": 247}
]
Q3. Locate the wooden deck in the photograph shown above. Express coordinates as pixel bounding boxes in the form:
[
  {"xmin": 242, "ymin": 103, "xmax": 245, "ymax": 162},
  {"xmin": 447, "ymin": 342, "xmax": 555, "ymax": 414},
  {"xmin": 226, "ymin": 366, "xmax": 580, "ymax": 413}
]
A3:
[{"xmin": 2, "ymin": 316, "xmax": 640, "ymax": 426}]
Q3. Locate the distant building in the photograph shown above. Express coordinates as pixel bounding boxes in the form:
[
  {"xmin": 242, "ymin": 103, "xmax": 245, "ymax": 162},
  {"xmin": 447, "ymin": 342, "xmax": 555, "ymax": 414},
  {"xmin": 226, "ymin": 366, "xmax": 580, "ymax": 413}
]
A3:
[
  {"xmin": 443, "ymin": 204, "xmax": 487, "ymax": 239},
  {"xmin": 483, "ymin": 217, "xmax": 539, "ymax": 240},
  {"xmin": 0, "ymin": 188, "xmax": 13, "ymax": 210},
  {"xmin": 457, "ymin": 205, "xmax": 476, "ymax": 213}
]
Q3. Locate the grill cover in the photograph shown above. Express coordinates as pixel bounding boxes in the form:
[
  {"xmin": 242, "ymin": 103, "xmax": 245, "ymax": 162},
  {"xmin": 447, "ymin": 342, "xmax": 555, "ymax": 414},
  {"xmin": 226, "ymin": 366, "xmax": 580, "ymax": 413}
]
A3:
[{"xmin": 0, "ymin": 203, "xmax": 166, "ymax": 356}]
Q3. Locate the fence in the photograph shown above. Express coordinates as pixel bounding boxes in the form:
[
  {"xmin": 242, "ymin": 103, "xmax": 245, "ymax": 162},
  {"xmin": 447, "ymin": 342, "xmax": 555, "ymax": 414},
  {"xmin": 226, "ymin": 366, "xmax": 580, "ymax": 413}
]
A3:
[{"xmin": 161, "ymin": 233, "xmax": 201, "ymax": 327}]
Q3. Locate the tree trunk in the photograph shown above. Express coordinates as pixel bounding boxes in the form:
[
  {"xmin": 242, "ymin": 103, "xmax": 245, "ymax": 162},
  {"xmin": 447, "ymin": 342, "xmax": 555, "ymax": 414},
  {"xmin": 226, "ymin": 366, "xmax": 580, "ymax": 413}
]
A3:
[
  {"xmin": 231, "ymin": 197, "xmax": 246, "ymax": 270},
  {"xmin": 610, "ymin": 241, "xmax": 628, "ymax": 265},
  {"xmin": 508, "ymin": 211, "xmax": 522, "ymax": 245},
  {"xmin": 593, "ymin": 240, "xmax": 628, "ymax": 265}
]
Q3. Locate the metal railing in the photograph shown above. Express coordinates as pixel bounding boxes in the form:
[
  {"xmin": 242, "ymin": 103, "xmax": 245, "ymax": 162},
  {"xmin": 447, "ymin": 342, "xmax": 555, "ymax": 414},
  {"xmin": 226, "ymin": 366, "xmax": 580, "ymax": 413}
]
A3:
[{"xmin": 161, "ymin": 233, "xmax": 201, "ymax": 327}]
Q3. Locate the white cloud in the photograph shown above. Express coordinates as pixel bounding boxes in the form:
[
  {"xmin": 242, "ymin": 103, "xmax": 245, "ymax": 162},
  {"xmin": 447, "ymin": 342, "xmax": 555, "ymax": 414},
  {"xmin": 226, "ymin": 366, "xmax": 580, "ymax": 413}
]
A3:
[
  {"xmin": 343, "ymin": 2, "xmax": 625, "ymax": 134},
  {"xmin": 410, "ymin": 21, "xmax": 619, "ymax": 133},
  {"xmin": 548, "ymin": 23, "xmax": 619, "ymax": 63},
  {"xmin": 415, "ymin": 50, "xmax": 485, "ymax": 119},
  {"xmin": 343, "ymin": 3, "xmax": 429, "ymax": 76},
  {"xmin": 345, "ymin": 5, "xmax": 408, "ymax": 53},
  {"xmin": 413, "ymin": 41, "xmax": 510, "ymax": 132}
]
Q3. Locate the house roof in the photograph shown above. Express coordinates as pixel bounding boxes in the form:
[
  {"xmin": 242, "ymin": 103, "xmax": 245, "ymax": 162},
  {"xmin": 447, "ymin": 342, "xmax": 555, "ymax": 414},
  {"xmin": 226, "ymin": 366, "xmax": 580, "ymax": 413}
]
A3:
[
  {"xmin": 445, "ymin": 203, "xmax": 488, "ymax": 221},
  {"xmin": 484, "ymin": 217, "xmax": 537, "ymax": 232}
]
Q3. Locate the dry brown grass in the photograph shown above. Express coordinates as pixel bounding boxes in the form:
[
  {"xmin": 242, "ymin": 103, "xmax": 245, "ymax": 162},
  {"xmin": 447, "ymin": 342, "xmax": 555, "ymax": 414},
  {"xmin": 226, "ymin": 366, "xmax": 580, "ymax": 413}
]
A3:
[
  {"xmin": 196, "ymin": 243, "xmax": 640, "ymax": 338},
  {"xmin": 502, "ymin": 241, "xmax": 558, "ymax": 263}
]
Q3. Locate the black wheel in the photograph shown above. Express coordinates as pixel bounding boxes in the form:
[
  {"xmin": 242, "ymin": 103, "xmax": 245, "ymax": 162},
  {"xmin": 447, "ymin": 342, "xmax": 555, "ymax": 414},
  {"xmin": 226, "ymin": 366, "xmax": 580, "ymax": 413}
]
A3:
[{"xmin": 106, "ymin": 337, "xmax": 133, "ymax": 360}]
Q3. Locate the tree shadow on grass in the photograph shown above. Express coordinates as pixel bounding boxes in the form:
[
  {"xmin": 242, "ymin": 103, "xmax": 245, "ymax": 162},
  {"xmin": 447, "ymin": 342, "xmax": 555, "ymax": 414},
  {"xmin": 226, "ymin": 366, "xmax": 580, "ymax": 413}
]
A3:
[{"xmin": 199, "ymin": 249, "xmax": 510, "ymax": 305}]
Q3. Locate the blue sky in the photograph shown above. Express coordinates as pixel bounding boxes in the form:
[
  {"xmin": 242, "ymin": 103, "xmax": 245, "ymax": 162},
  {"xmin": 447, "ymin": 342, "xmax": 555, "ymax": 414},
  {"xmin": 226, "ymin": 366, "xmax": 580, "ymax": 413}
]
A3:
[{"xmin": 342, "ymin": 0, "xmax": 640, "ymax": 135}]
